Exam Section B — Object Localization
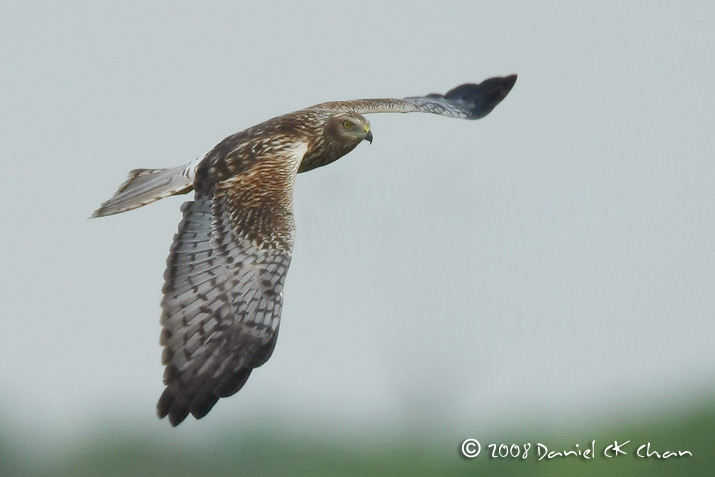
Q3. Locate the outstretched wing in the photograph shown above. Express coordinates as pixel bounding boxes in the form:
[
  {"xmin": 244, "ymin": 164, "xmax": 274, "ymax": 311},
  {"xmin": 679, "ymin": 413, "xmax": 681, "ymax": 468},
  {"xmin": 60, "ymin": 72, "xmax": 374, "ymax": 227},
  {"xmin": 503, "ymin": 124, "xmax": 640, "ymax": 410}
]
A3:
[
  {"xmin": 328, "ymin": 75, "xmax": 517, "ymax": 120},
  {"xmin": 157, "ymin": 139, "xmax": 308, "ymax": 426}
]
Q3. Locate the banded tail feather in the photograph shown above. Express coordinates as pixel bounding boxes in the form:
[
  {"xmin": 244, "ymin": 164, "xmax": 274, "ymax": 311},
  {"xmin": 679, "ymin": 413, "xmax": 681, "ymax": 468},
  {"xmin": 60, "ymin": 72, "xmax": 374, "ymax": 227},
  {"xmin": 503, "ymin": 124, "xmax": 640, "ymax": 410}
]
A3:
[{"xmin": 90, "ymin": 158, "xmax": 200, "ymax": 218}]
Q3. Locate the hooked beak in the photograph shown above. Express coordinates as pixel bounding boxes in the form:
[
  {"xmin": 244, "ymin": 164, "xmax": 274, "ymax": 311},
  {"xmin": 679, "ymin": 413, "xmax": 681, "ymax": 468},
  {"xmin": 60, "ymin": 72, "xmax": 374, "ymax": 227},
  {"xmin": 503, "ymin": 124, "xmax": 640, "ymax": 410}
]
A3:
[{"xmin": 364, "ymin": 130, "xmax": 373, "ymax": 144}]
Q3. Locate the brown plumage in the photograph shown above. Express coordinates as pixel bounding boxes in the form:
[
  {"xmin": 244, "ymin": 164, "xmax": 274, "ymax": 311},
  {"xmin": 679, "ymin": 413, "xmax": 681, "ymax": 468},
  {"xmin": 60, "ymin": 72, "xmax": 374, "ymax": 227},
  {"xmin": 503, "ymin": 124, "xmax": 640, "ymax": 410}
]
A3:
[{"xmin": 92, "ymin": 75, "xmax": 517, "ymax": 425}]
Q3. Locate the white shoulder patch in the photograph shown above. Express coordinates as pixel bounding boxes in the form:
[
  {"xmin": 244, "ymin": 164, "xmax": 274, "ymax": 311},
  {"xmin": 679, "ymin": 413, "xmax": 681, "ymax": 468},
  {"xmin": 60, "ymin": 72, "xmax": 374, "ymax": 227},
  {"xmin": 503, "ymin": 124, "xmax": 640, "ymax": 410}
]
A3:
[{"xmin": 287, "ymin": 142, "xmax": 309, "ymax": 173}]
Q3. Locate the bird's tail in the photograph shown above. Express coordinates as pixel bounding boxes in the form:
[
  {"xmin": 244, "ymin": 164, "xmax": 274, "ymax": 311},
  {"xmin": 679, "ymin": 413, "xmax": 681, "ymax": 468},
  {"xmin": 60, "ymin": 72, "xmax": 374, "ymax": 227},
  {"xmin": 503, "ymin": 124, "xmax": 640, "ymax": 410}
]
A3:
[{"xmin": 91, "ymin": 159, "xmax": 199, "ymax": 218}]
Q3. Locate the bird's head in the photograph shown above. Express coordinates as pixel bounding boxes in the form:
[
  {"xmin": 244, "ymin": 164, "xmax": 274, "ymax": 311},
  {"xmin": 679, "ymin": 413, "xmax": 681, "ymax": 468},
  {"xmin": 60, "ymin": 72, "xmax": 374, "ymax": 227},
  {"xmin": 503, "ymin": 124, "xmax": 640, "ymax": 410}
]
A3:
[
  {"xmin": 328, "ymin": 111, "xmax": 373, "ymax": 146},
  {"xmin": 298, "ymin": 110, "xmax": 373, "ymax": 173}
]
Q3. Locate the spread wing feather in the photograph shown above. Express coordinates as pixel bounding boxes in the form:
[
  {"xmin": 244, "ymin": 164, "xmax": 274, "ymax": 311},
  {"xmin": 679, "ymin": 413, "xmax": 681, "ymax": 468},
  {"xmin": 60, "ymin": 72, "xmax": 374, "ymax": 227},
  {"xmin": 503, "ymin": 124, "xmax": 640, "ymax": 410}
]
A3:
[
  {"xmin": 328, "ymin": 74, "xmax": 517, "ymax": 120},
  {"xmin": 158, "ymin": 196, "xmax": 290, "ymax": 425},
  {"xmin": 157, "ymin": 141, "xmax": 305, "ymax": 426}
]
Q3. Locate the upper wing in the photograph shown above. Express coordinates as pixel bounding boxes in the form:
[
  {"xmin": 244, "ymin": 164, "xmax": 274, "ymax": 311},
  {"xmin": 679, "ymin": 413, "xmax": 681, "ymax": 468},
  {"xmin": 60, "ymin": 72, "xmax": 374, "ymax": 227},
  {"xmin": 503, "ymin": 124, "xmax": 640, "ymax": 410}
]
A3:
[
  {"xmin": 323, "ymin": 75, "xmax": 517, "ymax": 120},
  {"xmin": 157, "ymin": 140, "xmax": 308, "ymax": 426}
]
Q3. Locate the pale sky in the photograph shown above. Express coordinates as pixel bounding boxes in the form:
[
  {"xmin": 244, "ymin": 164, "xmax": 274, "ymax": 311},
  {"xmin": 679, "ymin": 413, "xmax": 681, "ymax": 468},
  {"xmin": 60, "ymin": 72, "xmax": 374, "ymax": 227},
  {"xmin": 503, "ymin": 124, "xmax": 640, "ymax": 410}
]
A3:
[{"xmin": 1, "ymin": 1, "xmax": 714, "ymax": 447}]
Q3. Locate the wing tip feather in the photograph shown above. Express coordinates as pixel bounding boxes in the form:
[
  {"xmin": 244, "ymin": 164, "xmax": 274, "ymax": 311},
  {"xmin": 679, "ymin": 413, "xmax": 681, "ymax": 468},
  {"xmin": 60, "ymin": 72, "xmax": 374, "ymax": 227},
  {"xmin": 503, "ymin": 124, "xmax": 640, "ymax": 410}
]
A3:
[{"xmin": 445, "ymin": 74, "xmax": 518, "ymax": 119}]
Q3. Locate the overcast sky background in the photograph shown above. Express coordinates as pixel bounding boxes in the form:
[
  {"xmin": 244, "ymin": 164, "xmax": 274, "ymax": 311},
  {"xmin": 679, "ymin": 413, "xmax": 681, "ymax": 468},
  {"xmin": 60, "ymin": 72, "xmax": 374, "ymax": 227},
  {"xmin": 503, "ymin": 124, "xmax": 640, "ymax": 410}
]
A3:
[{"xmin": 1, "ymin": 1, "xmax": 713, "ymax": 451}]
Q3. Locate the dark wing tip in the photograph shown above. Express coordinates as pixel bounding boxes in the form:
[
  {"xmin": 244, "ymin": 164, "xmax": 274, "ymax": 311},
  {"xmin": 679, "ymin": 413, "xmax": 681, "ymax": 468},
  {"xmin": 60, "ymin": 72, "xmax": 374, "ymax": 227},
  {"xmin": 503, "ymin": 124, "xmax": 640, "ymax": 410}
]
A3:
[
  {"xmin": 157, "ymin": 386, "xmax": 215, "ymax": 426},
  {"xmin": 157, "ymin": 388, "xmax": 190, "ymax": 427},
  {"xmin": 157, "ymin": 388, "xmax": 215, "ymax": 427},
  {"xmin": 156, "ymin": 368, "xmax": 255, "ymax": 426},
  {"xmin": 444, "ymin": 74, "xmax": 518, "ymax": 119}
]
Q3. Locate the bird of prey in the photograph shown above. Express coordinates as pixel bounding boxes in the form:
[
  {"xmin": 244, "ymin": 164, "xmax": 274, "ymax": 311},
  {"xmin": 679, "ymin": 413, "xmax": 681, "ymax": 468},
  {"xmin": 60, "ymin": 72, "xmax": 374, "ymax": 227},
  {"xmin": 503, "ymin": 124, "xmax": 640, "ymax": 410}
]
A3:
[{"xmin": 92, "ymin": 75, "xmax": 517, "ymax": 426}]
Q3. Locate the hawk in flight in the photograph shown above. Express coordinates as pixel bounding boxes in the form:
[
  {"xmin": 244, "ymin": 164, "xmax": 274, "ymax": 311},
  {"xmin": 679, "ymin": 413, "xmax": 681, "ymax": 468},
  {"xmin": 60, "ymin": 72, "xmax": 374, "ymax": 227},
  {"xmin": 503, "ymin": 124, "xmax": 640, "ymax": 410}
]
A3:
[{"xmin": 92, "ymin": 75, "xmax": 517, "ymax": 425}]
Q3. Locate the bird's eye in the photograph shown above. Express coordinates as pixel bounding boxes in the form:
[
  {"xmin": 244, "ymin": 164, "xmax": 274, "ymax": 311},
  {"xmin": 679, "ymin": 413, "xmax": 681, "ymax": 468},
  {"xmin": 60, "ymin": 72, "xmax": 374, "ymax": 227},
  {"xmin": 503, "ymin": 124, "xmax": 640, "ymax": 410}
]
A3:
[{"xmin": 343, "ymin": 120, "xmax": 352, "ymax": 129}]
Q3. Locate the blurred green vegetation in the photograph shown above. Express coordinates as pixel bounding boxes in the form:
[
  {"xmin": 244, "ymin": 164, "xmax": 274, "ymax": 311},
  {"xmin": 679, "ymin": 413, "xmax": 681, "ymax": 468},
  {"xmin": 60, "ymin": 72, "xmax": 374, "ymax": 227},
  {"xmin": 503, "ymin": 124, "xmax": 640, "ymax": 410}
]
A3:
[{"xmin": 2, "ymin": 402, "xmax": 712, "ymax": 477}]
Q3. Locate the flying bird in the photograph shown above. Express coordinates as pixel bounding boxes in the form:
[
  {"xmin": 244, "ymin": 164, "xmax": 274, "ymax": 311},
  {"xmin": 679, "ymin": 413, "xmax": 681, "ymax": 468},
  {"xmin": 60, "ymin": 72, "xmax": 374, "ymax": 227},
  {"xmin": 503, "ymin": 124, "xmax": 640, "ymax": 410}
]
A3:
[{"xmin": 92, "ymin": 75, "xmax": 517, "ymax": 426}]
